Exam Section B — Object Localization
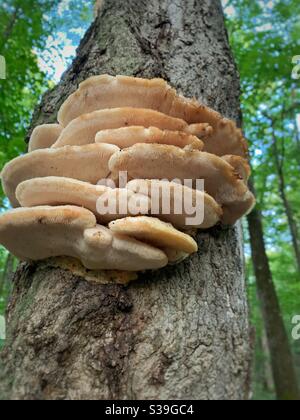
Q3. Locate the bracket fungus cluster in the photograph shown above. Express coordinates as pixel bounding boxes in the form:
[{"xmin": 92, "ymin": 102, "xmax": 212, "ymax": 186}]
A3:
[{"xmin": 0, "ymin": 75, "xmax": 255, "ymax": 276}]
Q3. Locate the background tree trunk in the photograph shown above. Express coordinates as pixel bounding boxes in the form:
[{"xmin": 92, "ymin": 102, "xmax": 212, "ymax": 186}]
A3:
[
  {"xmin": 0, "ymin": 0, "xmax": 252, "ymax": 400},
  {"xmin": 247, "ymin": 180, "xmax": 299, "ymax": 400},
  {"xmin": 261, "ymin": 327, "xmax": 274, "ymax": 394}
]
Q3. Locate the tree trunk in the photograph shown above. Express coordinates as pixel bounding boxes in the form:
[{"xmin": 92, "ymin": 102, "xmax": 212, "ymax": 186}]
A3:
[
  {"xmin": 247, "ymin": 180, "xmax": 299, "ymax": 400},
  {"xmin": 0, "ymin": 0, "xmax": 252, "ymax": 400},
  {"xmin": 261, "ymin": 327, "xmax": 274, "ymax": 394}
]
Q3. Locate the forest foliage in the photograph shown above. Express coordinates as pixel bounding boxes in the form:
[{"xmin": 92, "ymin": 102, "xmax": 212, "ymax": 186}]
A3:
[
  {"xmin": 225, "ymin": 0, "xmax": 300, "ymax": 399},
  {"xmin": 0, "ymin": 0, "xmax": 299, "ymax": 399}
]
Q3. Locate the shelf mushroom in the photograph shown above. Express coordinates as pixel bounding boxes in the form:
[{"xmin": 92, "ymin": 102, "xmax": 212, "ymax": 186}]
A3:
[
  {"xmin": 95, "ymin": 126, "xmax": 205, "ymax": 150},
  {"xmin": 52, "ymin": 107, "xmax": 210, "ymax": 149},
  {"xmin": 0, "ymin": 73, "xmax": 255, "ymax": 277},
  {"xmin": 57, "ymin": 74, "xmax": 248, "ymax": 157},
  {"xmin": 221, "ymin": 155, "xmax": 251, "ymax": 183},
  {"xmin": 0, "ymin": 206, "xmax": 168, "ymax": 271},
  {"xmin": 16, "ymin": 177, "xmax": 223, "ymax": 229},
  {"xmin": 109, "ymin": 143, "xmax": 255, "ymax": 224},
  {"xmin": 1, "ymin": 143, "xmax": 119, "ymax": 207},
  {"xmin": 109, "ymin": 216, "xmax": 198, "ymax": 254},
  {"xmin": 16, "ymin": 177, "xmax": 151, "ymax": 224},
  {"xmin": 28, "ymin": 124, "xmax": 63, "ymax": 152},
  {"xmin": 126, "ymin": 179, "xmax": 223, "ymax": 229}
]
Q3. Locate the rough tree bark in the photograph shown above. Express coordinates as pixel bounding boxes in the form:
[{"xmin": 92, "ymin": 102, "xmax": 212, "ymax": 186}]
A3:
[
  {"xmin": 0, "ymin": 0, "xmax": 252, "ymax": 400},
  {"xmin": 247, "ymin": 180, "xmax": 299, "ymax": 400}
]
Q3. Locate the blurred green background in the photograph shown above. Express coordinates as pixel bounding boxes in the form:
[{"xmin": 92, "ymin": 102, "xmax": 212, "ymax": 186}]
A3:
[{"xmin": 0, "ymin": 0, "xmax": 299, "ymax": 400}]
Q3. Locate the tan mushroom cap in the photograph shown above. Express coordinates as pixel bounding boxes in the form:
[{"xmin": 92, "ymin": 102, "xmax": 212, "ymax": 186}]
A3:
[
  {"xmin": 201, "ymin": 122, "xmax": 247, "ymax": 158},
  {"xmin": 57, "ymin": 74, "xmax": 248, "ymax": 157},
  {"xmin": 109, "ymin": 216, "xmax": 198, "ymax": 254},
  {"xmin": 109, "ymin": 143, "xmax": 255, "ymax": 225},
  {"xmin": 162, "ymin": 248, "xmax": 189, "ymax": 264},
  {"xmin": 52, "ymin": 107, "xmax": 210, "ymax": 148},
  {"xmin": 221, "ymin": 191, "xmax": 255, "ymax": 225},
  {"xmin": 16, "ymin": 177, "xmax": 150, "ymax": 224},
  {"xmin": 1, "ymin": 143, "xmax": 119, "ymax": 208},
  {"xmin": 0, "ymin": 206, "xmax": 168, "ymax": 271},
  {"xmin": 95, "ymin": 126, "xmax": 204, "ymax": 150},
  {"xmin": 222, "ymin": 155, "xmax": 251, "ymax": 183},
  {"xmin": 126, "ymin": 179, "xmax": 222, "ymax": 229},
  {"xmin": 84, "ymin": 225, "xmax": 168, "ymax": 271},
  {"xmin": 17, "ymin": 176, "xmax": 222, "ymax": 229},
  {"xmin": 16, "ymin": 177, "xmax": 107, "ymax": 212},
  {"xmin": 28, "ymin": 124, "xmax": 63, "ymax": 152}
]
